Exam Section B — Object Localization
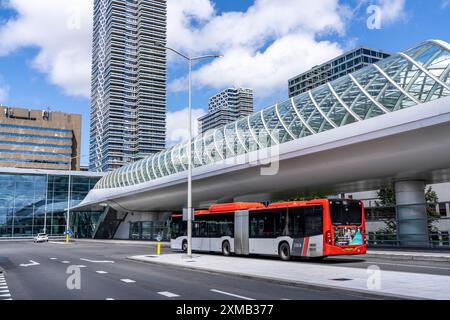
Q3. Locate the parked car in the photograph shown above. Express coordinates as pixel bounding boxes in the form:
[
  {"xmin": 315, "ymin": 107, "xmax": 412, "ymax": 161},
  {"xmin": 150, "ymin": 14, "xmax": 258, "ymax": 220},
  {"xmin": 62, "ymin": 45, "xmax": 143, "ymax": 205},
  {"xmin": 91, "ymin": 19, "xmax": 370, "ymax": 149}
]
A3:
[{"xmin": 34, "ymin": 233, "xmax": 49, "ymax": 243}]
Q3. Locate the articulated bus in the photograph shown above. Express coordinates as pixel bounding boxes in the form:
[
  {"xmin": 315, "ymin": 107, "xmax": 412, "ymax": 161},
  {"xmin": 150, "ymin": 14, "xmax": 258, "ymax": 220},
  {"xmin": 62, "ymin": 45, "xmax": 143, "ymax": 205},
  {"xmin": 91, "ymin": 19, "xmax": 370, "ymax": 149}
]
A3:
[{"xmin": 170, "ymin": 199, "xmax": 366, "ymax": 260}]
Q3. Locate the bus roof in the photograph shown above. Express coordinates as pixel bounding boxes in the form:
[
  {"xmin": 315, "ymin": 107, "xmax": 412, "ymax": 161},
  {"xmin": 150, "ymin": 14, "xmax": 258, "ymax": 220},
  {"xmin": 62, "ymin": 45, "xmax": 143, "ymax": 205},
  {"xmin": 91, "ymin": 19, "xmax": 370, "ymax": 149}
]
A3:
[
  {"xmin": 171, "ymin": 200, "xmax": 335, "ymax": 218},
  {"xmin": 208, "ymin": 202, "xmax": 265, "ymax": 213},
  {"xmin": 265, "ymin": 199, "xmax": 329, "ymax": 209}
]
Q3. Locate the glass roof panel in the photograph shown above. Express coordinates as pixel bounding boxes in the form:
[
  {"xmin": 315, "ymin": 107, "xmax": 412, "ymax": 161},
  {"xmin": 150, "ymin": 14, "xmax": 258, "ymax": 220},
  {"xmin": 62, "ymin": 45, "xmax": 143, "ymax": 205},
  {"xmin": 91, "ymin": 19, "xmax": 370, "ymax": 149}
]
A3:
[{"xmin": 94, "ymin": 40, "xmax": 450, "ymax": 190}]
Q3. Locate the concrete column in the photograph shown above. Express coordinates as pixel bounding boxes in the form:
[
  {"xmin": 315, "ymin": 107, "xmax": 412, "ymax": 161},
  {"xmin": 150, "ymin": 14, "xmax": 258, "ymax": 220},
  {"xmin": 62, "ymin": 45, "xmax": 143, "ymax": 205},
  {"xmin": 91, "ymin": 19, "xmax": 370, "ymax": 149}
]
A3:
[
  {"xmin": 395, "ymin": 180, "xmax": 428, "ymax": 247},
  {"xmin": 446, "ymin": 203, "xmax": 450, "ymax": 217}
]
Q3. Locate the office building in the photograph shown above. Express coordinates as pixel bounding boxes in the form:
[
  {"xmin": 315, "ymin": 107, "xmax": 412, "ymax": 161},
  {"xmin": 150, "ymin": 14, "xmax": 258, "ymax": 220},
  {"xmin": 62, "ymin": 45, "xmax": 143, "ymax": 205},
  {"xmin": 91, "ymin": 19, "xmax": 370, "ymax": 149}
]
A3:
[
  {"xmin": 0, "ymin": 106, "xmax": 81, "ymax": 170},
  {"xmin": 198, "ymin": 88, "xmax": 253, "ymax": 134},
  {"xmin": 288, "ymin": 47, "xmax": 390, "ymax": 97},
  {"xmin": 0, "ymin": 167, "xmax": 104, "ymax": 238},
  {"xmin": 90, "ymin": 0, "xmax": 167, "ymax": 172}
]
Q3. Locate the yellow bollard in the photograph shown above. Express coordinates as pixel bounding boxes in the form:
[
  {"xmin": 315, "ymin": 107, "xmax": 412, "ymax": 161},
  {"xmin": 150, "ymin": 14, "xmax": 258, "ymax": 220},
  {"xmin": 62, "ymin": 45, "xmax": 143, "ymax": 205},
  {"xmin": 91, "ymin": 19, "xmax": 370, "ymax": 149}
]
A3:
[
  {"xmin": 66, "ymin": 234, "xmax": 70, "ymax": 243},
  {"xmin": 157, "ymin": 242, "xmax": 161, "ymax": 255}
]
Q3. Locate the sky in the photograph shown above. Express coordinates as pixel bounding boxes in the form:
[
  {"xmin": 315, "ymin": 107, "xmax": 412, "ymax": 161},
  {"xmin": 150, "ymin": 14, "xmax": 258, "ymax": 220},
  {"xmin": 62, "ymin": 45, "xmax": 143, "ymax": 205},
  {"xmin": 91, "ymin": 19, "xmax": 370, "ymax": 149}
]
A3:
[{"xmin": 0, "ymin": 0, "xmax": 449, "ymax": 166}]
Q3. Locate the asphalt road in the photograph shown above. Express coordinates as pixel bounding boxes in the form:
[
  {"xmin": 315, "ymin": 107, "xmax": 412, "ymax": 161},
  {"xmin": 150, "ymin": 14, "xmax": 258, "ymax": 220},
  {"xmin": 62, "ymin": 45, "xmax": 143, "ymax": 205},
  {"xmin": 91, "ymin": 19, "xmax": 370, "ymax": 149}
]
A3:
[{"xmin": 0, "ymin": 241, "xmax": 448, "ymax": 300}]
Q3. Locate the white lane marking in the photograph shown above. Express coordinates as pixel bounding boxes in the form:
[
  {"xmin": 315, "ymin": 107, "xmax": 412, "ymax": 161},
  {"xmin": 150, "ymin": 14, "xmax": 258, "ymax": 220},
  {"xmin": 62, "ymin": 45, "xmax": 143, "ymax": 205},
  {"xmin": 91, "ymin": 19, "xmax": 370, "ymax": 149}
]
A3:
[
  {"xmin": 157, "ymin": 291, "xmax": 180, "ymax": 298},
  {"xmin": 96, "ymin": 271, "xmax": 108, "ymax": 274},
  {"xmin": 281, "ymin": 298, "xmax": 292, "ymax": 300},
  {"xmin": 106, "ymin": 298, "xmax": 115, "ymax": 300},
  {"xmin": 0, "ymin": 286, "xmax": 8, "ymax": 290},
  {"xmin": 0, "ymin": 290, "xmax": 9, "ymax": 293},
  {"xmin": 3, "ymin": 298, "xmax": 12, "ymax": 300},
  {"xmin": 73, "ymin": 265, "xmax": 87, "ymax": 268},
  {"xmin": 61, "ymin": 261, "xmax": 70, "ymax": 264},
  {"xmin": 0, "ymin": 293, "xmax": 11, "ymax": 297},
  {"xmin": 210, "ymin": 289, "xmax": 255, "ymax": 300},
  {"xmin": 80, "ymin": 258, "xmax": 114, "ymax": 263},
  {"xmin": 120, "ymin": 279, "xmax": 136, "ymax": 283},
  {"xmin": 20, "ymin": 260, "xmax": 40, "ymax": 267},
  {"xmin": 50, "ymin": 258, "xmax": 58, "ymax": 260}
]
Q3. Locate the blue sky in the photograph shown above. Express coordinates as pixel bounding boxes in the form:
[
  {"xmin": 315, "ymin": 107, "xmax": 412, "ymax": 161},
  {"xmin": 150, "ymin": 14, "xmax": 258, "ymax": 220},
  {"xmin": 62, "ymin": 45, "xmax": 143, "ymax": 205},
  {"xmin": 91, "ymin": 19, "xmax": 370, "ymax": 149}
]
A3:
[{"xmin": 0, "ymin": 0, "xmax": 449, "ymax": 166}]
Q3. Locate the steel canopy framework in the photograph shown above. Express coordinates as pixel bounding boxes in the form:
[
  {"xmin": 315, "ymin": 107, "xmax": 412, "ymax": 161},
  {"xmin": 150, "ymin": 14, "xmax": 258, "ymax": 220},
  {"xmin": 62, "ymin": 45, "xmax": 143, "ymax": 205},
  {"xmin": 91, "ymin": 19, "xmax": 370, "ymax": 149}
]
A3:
[{"xmin": 94, "ymin": 40, "xmax": 450, "ymax": 191}]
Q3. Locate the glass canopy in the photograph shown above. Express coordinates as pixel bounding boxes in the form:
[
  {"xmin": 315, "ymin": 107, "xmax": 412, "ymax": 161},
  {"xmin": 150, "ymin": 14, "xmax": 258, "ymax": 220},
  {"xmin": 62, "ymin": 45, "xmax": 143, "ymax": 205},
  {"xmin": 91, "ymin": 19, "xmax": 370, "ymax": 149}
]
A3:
[{"xmin": 95, "ymin": 40, "xmax": 450, "ymax": 190}]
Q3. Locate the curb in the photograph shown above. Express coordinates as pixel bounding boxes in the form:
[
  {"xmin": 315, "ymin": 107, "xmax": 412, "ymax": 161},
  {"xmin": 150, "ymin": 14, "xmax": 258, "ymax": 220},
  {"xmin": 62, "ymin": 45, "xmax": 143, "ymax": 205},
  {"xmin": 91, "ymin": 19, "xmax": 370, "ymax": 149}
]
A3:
[
  {"xmin": 365, "ymin": 252, "xmax": 450, "ymax": 263},
  {"xmin": 127, "ymin": 256, "xmax": 419, "ymax": 301}
]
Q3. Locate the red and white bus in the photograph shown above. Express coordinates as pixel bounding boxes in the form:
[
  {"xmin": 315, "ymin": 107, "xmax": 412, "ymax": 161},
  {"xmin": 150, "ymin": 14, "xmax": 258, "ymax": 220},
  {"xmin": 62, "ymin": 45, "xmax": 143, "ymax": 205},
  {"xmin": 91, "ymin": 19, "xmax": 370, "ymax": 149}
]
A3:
[{"xmin": 170, "ymin": 199, "xmax": 366, "ymax": 260}]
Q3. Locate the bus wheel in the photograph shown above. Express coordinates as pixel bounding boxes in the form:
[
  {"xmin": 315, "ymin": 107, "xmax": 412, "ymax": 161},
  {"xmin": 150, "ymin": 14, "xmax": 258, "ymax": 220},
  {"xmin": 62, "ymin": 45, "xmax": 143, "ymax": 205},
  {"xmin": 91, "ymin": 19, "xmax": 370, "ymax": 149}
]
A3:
[
  {"xmin": 182, "ymin": 240, "xmax": 188, "ymax": 252},
  {"xmin": 222, "ymin": 241, "xmax": 231, "ymax": 256},
  {"xmin": 279, "ymin": 242, "xmax": 291, "ymax": 261}
]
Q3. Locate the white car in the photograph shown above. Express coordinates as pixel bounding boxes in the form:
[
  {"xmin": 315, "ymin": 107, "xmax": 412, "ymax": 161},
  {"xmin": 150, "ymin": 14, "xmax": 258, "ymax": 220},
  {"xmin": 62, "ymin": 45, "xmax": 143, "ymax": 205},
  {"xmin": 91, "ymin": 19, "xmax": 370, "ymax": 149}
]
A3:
[{"xmin": 34, "ymin": 233, "xmax": 49, "ymax": 243}]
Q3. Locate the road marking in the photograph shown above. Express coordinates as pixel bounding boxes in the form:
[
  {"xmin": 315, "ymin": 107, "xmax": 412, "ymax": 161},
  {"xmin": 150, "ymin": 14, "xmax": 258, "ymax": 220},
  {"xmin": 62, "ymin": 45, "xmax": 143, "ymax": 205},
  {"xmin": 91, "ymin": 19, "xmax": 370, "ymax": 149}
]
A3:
[
  {"xmin": 120, "ymin": 279, "xmax": 136, "ymax": 283},
  {"xmin": 80, "ymin": 258, "xmax": 114, "ymax": 263},
  {"xmin": 20, "ymin": 260, "xmax": 40, "ymax": 267},
  {"xmin": 210, "ymin": 289, "xmax": 255, "ymax": 300},
  {"xmin": 106, "ymin": 298, "xmax": 115, "ymax": 300},
  {"xmin": 157, "ymin": 291, "xmax": 180, "ymax": 298},
  {"xmin": 61, "ymin": 261, "xmax": 70, "ymax": 264},
  {"xmin": 96, "ymin": 271, "xmax": 108, "ymax": 274},
  {"xmin": 281, "ymin": 298, "xmax": 292, "ymax": 300},
  {"xmin": 0, "ymin": 274, "xmax": 11, "ymax": 300},
  {"xmin": 50, "ymin": 258, "xmax": 58, "ymax": 260},
  {"xmin": 73, "ymin": 265, "xmax": 87, "ymax": 268}
]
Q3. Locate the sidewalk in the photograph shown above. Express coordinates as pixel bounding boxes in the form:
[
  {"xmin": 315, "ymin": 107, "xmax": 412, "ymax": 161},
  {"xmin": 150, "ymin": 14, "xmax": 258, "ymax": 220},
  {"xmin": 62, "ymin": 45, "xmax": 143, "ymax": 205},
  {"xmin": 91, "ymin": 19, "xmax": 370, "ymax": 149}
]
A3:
[{"xmin": 128, "ymin": 253, "xmax": 450, "ymax": 300}]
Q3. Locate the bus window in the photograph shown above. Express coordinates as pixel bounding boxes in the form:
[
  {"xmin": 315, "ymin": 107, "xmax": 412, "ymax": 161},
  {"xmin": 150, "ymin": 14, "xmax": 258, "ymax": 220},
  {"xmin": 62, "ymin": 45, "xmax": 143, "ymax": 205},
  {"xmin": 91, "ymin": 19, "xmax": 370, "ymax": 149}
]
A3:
[
  {"xmin": 170, "ymin": 218, "xmax": 186, "ymax": 239},
  {"xmin": 287, "ymin": 206, "xmax": 322, "ymax": 237},
  {"xmin": 304, "ymin": 206, "xmax": 323, "ymax": 236},
  {"xmin": 249, "ymin": 209, "xmax": 285, "ymax": 238},
  {"xmin": 194, "ymin": 221, "xmax": 208, "ymax": 237},
  {"xmin": 287, "ymin": 207, "xmax": 305, "ymax": 238},
  {"xmin": 329, "ymin": 200, "xmax": 363, "ymax": 225}
]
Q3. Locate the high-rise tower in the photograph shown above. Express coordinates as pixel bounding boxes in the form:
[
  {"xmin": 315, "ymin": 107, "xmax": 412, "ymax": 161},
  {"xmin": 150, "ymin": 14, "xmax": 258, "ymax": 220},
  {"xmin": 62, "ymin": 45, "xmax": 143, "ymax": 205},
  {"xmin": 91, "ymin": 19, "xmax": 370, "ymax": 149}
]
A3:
[{"xmin": 90, "ymin": 0, "xmax": 167, "ymax": 171}]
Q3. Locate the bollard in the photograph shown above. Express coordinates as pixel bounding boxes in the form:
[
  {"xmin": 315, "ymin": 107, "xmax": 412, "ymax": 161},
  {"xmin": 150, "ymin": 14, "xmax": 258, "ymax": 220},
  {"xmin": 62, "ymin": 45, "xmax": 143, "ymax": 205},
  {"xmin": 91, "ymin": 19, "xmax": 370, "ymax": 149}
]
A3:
[
  {"xmin": 66, "ymin": 234, "xmax": 70, "ymax": 243},
  {"xmin": 157, "ymin": 242, "xmax": 161, "ymax": 255}
]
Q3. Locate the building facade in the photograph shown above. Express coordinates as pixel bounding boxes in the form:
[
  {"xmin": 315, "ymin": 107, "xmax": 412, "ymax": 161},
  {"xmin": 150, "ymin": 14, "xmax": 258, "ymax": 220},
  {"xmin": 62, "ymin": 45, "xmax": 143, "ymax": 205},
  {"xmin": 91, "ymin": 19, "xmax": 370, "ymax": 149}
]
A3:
[
  {"xmin": 198, "ymin": 88, "xmax": 254, "ymax": 134},
  {"xmin": 0, "ymin": 106, "xmax": 81, "ymax": 170},
  {"xmin": 0, "ymin": 168, "xmax": 104, "ymax": 238},
  {"xmin": 288, "ymin": 47, "xmax": 390, "ymax": 98},
  {"xmin": 90, "ymin": 0, "xmax": 167, "ymax": 172}
]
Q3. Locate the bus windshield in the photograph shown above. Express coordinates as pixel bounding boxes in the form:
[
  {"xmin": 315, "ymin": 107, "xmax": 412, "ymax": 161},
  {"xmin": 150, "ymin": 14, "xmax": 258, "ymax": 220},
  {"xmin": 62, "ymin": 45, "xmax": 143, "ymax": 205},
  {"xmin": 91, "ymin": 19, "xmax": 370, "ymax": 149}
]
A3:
[{"xmin": 329, "ymin": 200, "xmax": 362, "ymax": 226}]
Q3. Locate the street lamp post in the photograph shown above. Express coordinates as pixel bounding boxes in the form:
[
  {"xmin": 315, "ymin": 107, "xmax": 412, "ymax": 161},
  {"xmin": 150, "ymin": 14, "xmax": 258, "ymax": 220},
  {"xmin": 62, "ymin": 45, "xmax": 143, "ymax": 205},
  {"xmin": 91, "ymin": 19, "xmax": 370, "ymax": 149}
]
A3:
[{"xmin": 152, "ymin": 42, "xmax": 223, "ymax": 257}]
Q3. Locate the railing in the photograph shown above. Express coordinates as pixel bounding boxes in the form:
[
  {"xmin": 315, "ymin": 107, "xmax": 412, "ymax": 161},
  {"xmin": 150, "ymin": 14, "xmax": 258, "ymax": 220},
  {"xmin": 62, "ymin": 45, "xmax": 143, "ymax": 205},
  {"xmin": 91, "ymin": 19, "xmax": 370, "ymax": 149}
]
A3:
[{"xmin": 367, "ymin": 231, "xmax": 450, "ymax": 247}]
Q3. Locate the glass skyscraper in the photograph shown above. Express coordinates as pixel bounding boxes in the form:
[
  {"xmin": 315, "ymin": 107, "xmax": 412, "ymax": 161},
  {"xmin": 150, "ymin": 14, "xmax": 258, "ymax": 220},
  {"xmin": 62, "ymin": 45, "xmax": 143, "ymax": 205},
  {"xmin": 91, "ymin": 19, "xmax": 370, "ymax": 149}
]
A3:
[
  {"xmin": 90, "ymin": 0, "xmax": 167, "ymax": 172},
  {"xmin": 0, "ymin": 168, "xmax": 104, "ymax": 238}
]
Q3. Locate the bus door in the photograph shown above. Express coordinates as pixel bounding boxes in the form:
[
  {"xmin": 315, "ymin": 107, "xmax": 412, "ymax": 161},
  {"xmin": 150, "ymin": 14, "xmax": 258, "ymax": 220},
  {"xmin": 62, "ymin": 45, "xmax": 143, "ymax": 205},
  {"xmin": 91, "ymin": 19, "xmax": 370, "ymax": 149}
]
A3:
[{"xmin": 234, "ymin": 210, "xmax": 249, "ymax": 255}]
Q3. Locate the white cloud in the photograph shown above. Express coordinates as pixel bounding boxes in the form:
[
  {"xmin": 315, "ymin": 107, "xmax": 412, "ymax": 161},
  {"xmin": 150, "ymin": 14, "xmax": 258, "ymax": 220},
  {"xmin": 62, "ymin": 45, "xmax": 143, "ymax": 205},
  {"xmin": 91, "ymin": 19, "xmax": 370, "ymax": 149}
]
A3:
[
  {"xmin": 171, "ymin": 34, "xmax": 343, "ymax": 98},
  {"xmin": 0, "ymin": 0, "xmax": 93, "ymax": 97},
  {"xmin": 375, "ymin": 0, "xmax": 407, "ymax": 24},
  {"xmin": 167, "ymin": 0, "xmax": 348, "ymax": 97},
  {"xmin": 442, "ymin": 0, "xmax": 450, "ymax": 8},
  {"xmin": 166, "ymin": 107, "xmax": 206, "ymax": 146}
]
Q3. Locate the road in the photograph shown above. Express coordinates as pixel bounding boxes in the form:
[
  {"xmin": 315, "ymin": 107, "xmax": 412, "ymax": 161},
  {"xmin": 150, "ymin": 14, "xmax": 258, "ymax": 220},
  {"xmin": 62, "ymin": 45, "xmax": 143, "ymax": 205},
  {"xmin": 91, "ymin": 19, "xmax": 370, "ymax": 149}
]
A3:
[{"xmin": 0, "ymin": 241, "xmax": 448, "ymax": 300}]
